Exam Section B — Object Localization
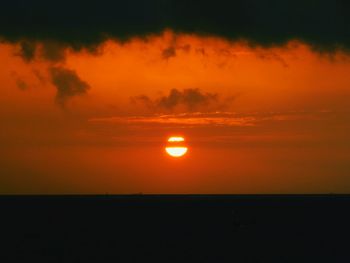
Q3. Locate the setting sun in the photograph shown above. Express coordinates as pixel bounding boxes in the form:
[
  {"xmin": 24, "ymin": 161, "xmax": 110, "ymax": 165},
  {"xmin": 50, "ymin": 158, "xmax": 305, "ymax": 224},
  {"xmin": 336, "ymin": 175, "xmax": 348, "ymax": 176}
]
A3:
[
  {"xmin": 168, "ymin": 137, "xmax": 185, "ymax": 142},
  {"xmin": 165, "ymin": 147, "xmax": 188, "ymax": 158},
  {"xmin": 165, "ymin": 136, "xmax": 188, "ymax": 157}
]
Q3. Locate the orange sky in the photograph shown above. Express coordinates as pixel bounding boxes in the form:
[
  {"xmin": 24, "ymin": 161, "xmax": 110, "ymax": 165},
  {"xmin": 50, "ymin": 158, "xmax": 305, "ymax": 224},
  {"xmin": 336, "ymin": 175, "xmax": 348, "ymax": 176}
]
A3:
[{"xmin": 1, "ymin": 31, "xmax": 350, "ymax": 194}]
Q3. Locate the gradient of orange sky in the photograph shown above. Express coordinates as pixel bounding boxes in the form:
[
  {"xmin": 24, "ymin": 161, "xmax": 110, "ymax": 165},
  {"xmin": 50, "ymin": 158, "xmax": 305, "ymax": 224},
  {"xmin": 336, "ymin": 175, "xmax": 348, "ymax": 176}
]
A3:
[{"xmin": 1, "ymin": 31, "xmax": 350, "ymax": 194}]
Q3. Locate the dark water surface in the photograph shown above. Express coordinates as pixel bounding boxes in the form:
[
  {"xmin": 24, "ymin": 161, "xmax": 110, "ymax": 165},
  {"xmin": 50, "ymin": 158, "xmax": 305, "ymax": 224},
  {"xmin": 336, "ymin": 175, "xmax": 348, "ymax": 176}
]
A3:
[{"xmin": 1, "ymin": 195, "xmax": 349, "ymax": 262}]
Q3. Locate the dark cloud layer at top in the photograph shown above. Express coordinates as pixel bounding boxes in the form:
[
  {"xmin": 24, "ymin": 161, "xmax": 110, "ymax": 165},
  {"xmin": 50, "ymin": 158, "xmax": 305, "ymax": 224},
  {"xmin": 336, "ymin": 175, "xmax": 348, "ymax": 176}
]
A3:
[
  {"xmin": 17, "ymin": 40, "xmax": 68, "ymax": 62},
  {"xmin": 0, "ymin": 1, "xmax": 349, "ymax": 52}
]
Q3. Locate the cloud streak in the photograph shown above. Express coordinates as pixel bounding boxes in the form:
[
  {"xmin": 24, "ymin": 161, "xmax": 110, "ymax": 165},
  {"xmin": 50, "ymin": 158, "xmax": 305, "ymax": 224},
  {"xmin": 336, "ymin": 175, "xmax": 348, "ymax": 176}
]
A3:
[{"xmin": 88, "ymin": 111, "xmax": 324, "ymax": 128}]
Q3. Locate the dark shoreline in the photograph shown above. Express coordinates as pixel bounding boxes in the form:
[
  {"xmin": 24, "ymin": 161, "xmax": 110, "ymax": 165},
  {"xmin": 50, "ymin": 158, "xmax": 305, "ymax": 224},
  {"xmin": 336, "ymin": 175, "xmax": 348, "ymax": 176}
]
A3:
[
  {"xmin": 1, "ymin": 195, "xmax": 349, "ymax": 262},
  {"xmin": 1, "ymin": 193, "xmax": 349, "ymax": 198}
]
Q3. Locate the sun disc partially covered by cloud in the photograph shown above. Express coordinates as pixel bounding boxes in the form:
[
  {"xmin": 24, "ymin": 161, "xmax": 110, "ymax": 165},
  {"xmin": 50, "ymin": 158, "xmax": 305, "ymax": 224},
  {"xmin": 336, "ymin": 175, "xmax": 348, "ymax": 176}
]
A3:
[{"xmin": 165, "ymin": 136, "xmax": 188, "ymax": 158}]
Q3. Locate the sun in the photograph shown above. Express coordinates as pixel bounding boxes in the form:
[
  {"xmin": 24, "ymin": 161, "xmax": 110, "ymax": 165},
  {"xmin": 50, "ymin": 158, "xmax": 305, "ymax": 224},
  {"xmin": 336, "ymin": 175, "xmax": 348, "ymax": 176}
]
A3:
[
  {"xmin": 165, "ymin": 136, "xmax": 188, "ymax": 158},
  {"xmin": 167, "ymin": 137, "xmax": 185, "ymax": 142},
  {"xmin": 165, "ymin": 147, "xmax": 188, "ymax": 157}
]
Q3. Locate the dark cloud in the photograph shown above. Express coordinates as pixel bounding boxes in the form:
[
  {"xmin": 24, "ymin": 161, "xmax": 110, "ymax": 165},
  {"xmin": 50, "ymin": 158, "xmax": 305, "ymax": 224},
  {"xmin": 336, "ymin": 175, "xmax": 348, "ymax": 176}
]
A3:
[
  {"xmin": 179, "ymin": 45, "xmax": 191, "ymax": 53},
  {"xmin": 18, "ymin": 40, "xmax": 37, "ymax": 62},
  {"xmin": 256, "ymin": 50, "xmax": 289, "ymax": 67},
  {"xmin": 161, "ymin": 44, "xmax": 191, "ymax": 60},
  {"xmin": 1, "ymin": 1, "xmax": 349, "ymax": 52},
  {"xmin": 158, "ymin": 88, "xmax": 218, "ymax": 110},
  {"xmin": 49, "ymin": 67, "xmax": 90, "ymax": 107},
  {"xmin": 132, "ymin": 88, "xmax": 236, "ymax": 113},
  {"xmin": 16, "ymin": 40, "xmax": 67, "ymax": 62},
  {"xmin": 41, "ymin": 41, "xmax": 66, "ymax": 62},
  {"xmin": 16, "ymin": 79, "xmax": 29, "ymax": 91},
  {"xmin": 162, "ymin": 46, "xmax": 176, "ymax": 60},
  {"xmin": 11, "ymin": 72, "xmax": 29, "ymax": 90}
]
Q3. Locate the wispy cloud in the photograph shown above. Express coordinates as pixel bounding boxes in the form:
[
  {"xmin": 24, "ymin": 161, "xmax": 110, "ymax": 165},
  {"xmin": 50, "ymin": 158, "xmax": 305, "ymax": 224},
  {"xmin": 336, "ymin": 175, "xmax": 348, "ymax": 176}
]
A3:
[{"xmin": 88, "ymin": 111, "xmax": 323, "ymax": 127}]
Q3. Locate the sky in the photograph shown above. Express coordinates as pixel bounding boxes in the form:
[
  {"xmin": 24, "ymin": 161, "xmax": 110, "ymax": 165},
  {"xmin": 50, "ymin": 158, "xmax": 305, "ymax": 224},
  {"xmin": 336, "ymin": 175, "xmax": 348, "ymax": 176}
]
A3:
[{"xmin": 1, "ymin": 1, "xmax": 350, "ymax": 194}]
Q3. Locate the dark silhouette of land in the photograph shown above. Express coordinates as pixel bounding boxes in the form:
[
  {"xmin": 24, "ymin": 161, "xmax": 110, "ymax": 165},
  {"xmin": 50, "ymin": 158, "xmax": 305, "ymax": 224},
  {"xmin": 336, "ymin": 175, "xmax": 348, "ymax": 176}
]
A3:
[{"xmin": 0, "ymin": 195, "xmax": 349, "ymax": 262}]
